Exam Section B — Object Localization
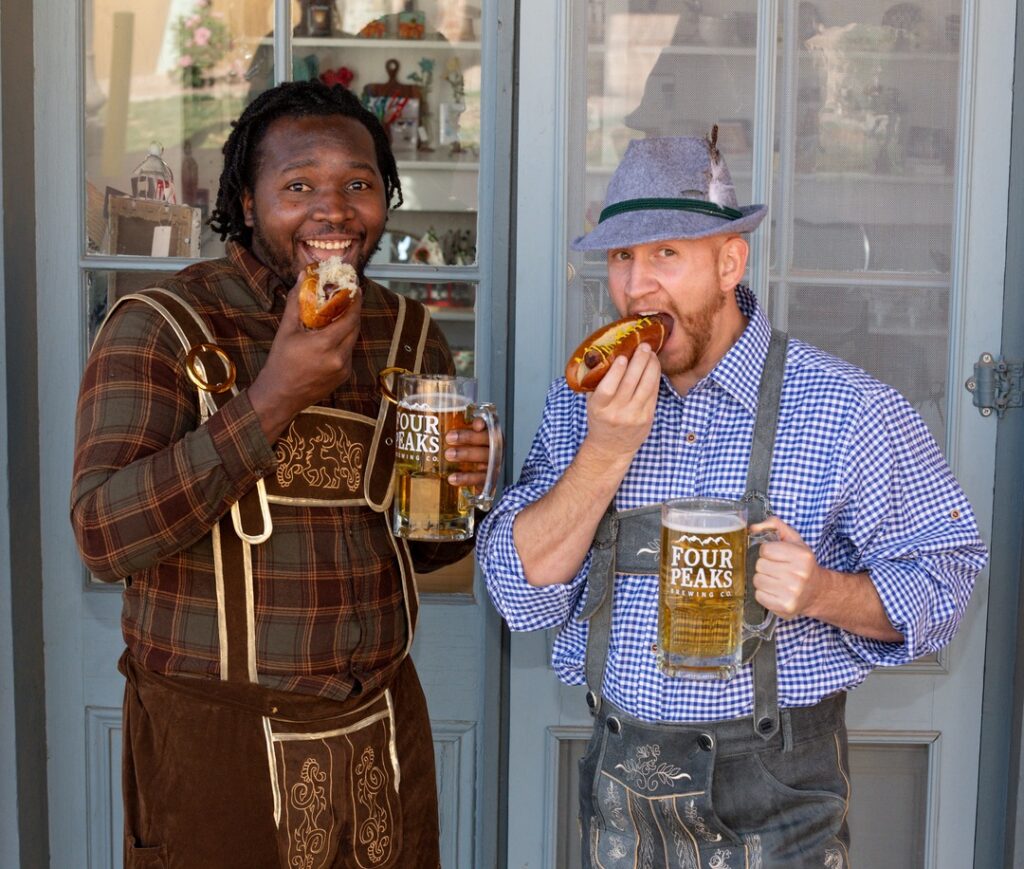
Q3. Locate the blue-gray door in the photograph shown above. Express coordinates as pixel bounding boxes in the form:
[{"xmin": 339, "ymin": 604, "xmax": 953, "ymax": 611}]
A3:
[
  {"xmin": 508, "ymin": 0, "xmax": 1013, "ymax": 865},
  {"xmin": 37, "ymin": 1, "xmax": 512, "ymax": 866}
]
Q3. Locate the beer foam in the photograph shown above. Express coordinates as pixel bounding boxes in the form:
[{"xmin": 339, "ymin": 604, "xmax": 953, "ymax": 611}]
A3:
[
  {"xmin": 663, "ymin": 514, "xmax": 745, "ymax": 534},
  {"xmin": 399, "ymin": 393, "xmax": 470, "ymax": 413}
]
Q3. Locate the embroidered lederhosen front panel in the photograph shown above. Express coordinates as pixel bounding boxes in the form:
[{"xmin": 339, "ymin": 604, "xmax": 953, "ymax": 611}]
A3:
[
  {"xmin": 267, "ymin": 407, "xmax": 377, "ymax": 507},
  {"xmin": 585, "ymin": 719, "xmax": 748, "ymax": 869},
  {"xmin": 264, "ymin": 690, "xmax": 403, "ymax": 869}
]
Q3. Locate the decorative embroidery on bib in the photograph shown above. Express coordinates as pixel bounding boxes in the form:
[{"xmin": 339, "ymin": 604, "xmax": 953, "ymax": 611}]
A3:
[
  {"xmin": 276, "ymin": 423, "xmax": 364, "ymax": 493},
  {"xmin": 615, "ymin": 743, "xmax": 691, "ymax": 792}
]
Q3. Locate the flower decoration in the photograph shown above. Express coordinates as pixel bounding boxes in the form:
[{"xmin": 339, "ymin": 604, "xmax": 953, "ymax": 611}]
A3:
[
  {"xmin": 320, "ymin": 66, "xmax": 355, "ymax": 89},
  {"xmin": 174, "ymin": 0, "xmax": 232, "ymax": 89}
]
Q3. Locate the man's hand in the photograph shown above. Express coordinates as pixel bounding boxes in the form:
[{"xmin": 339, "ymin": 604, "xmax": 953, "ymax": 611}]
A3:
[
  {"xmin": 583, "ymin": 342, "xmax": 662, "ymax": 465},
  {"xmin": 750, "ymin": 515, "xmax": 904, "ymax": 642},
  {"xmin": 247, "ymin": 279, "xmax": 363, "ymax": 443},
  {"xmin": 750, "ymin": 516, "xmax": 823, "ymax": 619},
  {"xmin": 445, "ymin": 416, "xmax": 503, "ymax": 493}
]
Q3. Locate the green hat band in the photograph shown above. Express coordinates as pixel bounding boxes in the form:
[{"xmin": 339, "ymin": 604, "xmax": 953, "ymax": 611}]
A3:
[{"xmin": 599, "ymin": 197, "xmax": 744, "ymax": 224}]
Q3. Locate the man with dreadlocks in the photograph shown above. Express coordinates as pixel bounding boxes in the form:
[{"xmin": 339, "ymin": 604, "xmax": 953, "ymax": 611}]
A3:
[
  {"xmin": 477, "ymin": 133, "xmax": 985, "ymax": 866},
  {"xmin": 70, "ymin": 80, "xmax": 493, "ymax": 868}
]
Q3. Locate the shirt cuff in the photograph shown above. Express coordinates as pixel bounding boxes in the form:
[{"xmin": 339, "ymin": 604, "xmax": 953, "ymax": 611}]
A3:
[
  {"xmin": 840, "ymin": 561, "xmax": 932, "ymax": 666},
  {"xmin": 205, "ymin": 390, "xmax": 278, "ymax": 487},
  {"xmin": 481, "ymin": 508, "xmax": 591, "ymax": 631}
]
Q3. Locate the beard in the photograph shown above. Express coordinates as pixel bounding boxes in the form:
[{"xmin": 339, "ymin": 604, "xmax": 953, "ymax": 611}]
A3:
[
  {"xmin": 659, "ymin": 288, "xmax": 727, "ymax": 378},
  {"xmin": 248, "ymin": 208, "xmax": 382, "ymax": 287}
]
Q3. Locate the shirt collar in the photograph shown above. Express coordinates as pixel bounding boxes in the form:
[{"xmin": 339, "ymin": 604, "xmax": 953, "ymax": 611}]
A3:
[
  {"xmin": 707, "ymin": 285, "xmax": 772, "ymax": 417},
  {"xmin": 227, "ymin": 241, "xmax": 288, "ymax": 311},
  {"xmin": 664, "ymin": 285, "xmax": 772, "ymax": 417}
]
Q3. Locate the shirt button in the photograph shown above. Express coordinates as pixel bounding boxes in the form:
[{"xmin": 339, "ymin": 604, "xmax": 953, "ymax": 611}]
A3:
[
  {"xmin": 950, "ymin": 509, "xmax": 961, "ymax": 520},
  {"xmin": 685, "ymin": 432, "xmax": 697, "ymax": 444}
]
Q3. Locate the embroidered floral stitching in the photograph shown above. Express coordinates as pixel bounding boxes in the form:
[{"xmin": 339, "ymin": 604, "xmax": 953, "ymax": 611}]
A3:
[
  {"xmin": 615, "ymin": 744, "xmax": 691, "ymax": 792},
  {"xmin": 289, "ymin": 757, "xmax": 328, "ymax": 869},
  {"xmin": 275, "ymin": 423, "xmax": 364, "ymax": 493},
  {"xmin": 355, "ymin": 746, "xmax": 392, "ymax": 865}
]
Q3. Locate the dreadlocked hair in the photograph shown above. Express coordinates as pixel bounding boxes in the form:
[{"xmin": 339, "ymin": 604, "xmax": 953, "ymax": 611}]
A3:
[{"xmin": 209, "ymin": 80, "xmax": 403, "ymax": 246}]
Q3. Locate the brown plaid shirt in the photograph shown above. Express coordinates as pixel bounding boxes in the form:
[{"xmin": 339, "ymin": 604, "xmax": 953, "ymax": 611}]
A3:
[{"xmin": 71, "ymin": 243, "xmax": 469, "ymax": 700}]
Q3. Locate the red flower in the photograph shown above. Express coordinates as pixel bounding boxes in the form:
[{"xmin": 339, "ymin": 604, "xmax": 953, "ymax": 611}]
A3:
[{"xmin": 320, "ymin": 66, "xmax": 355, "ymax": 89}]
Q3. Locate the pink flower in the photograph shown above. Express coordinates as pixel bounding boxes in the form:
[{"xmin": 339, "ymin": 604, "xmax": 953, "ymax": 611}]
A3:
[
  {"xmin": 185, "ymin": 14, "xmax": 200, "ymax": 28},
  {"xmin": 178, "ymin": 54, "xmax": 194, "ymax": 67},
  {"xmin": 193, "ymin": 26, "xmax": 212, "ymax": 46}
]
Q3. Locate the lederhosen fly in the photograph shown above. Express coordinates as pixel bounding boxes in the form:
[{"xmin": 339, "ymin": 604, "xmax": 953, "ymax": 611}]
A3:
[
  {"xmin": 577, "ymin": 331, "xmax": 853, "ymax": 869},
  {"xmin": 103, "ymin": 289, "xmax": 440, "ymax": 869}
]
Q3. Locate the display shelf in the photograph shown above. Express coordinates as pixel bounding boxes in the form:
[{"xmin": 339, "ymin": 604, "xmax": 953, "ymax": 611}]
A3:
[
  {"xmin": 798, "ymin": 48, "xmax": 958, "ymax": 63},
  {"xmin": 425, "ymin": 305, "xmax": 475, "ymax": 322},
  {"xmin": 267, "ymin": 37, "xmax": 481, "ymax": 51},
  {"xmin": 588, "ymin": 42, "xmax": 755, "ymax": 57}
]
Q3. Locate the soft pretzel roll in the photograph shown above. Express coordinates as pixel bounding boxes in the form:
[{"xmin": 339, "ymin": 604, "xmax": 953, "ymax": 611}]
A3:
[
  {"xmin": 298, "ymin": 256, "xmax": 360, "ymax": 329},
  {"xmin": 565, "ymin": 313, "xmax": 672, "ymax": 392}
]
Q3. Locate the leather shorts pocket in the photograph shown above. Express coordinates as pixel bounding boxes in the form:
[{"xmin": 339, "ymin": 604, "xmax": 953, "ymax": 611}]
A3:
[
  {"xmin": 125, "ymin": 835, "xmax": 168, "ymax": 868},
  {"xmin": 264, "ymin": 689, "xmax": 403, "ymax": 869}
]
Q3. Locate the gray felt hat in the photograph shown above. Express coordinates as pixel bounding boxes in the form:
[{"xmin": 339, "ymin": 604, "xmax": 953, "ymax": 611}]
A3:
[{"xmin": 572, "ymin": 131, "xmax": 768, "ymax": 251}]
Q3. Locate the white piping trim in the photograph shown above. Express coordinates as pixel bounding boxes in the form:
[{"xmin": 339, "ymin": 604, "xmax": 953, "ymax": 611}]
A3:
[
  {"xmin": 243, "ymin": 538, "xmax": 258, "ymax": 683},
  {"xmin": 385, "ymin": 689, "xmax": 400, "ymax": 793},
  {"xmin": 269, "ymin": 710, "xmax": 391, "ymax": 742},
  {"xmin": 263, "ymin": 716, "xmax": 282, "ymax": 826},
  {"xmin": 211, "ymin": 522, "xmax": 230, "ymax": 679}
]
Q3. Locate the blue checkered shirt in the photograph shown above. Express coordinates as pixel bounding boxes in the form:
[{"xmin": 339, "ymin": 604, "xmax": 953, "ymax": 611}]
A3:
[{"xmin": 477, "ymin": 286, "xmax": 987, "ymax": 722}]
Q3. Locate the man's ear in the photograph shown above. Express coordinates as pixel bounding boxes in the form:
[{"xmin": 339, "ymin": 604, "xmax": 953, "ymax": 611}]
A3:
[
  {"xmin": 242, "ymin": 189, "xmax": 255, "ymax": 228},
  {"xmin": 718, "ymin": 235, "xmax": 749, "ymax": 290}
]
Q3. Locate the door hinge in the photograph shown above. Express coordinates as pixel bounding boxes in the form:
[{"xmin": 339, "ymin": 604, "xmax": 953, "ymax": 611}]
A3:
[{"xmin": 965, "ymin": 353, "xmax": 1024, "ymax": 417}]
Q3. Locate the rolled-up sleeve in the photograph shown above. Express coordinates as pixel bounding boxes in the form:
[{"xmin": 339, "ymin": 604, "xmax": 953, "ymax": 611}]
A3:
[
  {"xmin": 477, "ymin": 380, "xmax": 591, "ymax": 631},
  {"xmin": 832, "ymin": 388, "xmax": 987, "ymax": 665}
]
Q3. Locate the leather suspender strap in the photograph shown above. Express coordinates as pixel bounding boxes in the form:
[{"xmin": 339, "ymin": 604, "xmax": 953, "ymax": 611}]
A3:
[
  {"xmin": 745, "ymin": 329, "xmax": 789, "ymax": 740},
  {"xmin": 578, "ymin": 509, "xmax": 619, "ymax": 715},
  {"xmin": 365, "ymin": 294, "xmax": 431, "ymax": 511}
]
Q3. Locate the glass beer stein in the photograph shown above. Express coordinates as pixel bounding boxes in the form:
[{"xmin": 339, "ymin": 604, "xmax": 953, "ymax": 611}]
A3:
[
  {"xmin": 381, "ymin": 370, "xmax": 500, "ymax": 541},
  {"xmin": 657, "ymin": 498, "xmax": 777, "ymax": 679}
]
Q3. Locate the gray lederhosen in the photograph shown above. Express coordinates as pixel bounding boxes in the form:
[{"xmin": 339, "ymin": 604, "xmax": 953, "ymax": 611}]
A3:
[
  {"xmin": 102, "ymin": 290, "xmax": 440, "ymax": 869},
  {"xmin": 577, "ymin": 331, "xmax": 853, "ymax": 869}
]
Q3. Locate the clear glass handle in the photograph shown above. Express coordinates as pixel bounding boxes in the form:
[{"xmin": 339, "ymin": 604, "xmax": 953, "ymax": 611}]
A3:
[
  {"xmin": 465, "ymin": 402, "xmax": 501, "ymax": 510},
  {"xmin": 743, "ymin": 527, "xmax": 779, "ymax": 640}
]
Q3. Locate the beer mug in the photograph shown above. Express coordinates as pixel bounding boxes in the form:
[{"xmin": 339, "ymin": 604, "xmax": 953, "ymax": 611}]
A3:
[
  {"xmin": 656, "ymin": 498, "xmax": 777, "ymax": 679},
  {"xmin": 380, "ymin": 369, "xmax": 500, "ymax": 541}
]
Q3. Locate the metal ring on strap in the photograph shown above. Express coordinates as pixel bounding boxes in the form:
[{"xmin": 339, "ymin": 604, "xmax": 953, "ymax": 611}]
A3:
[
  {"xmin": 184, "ymin": 343, "xmax": 237, "ymax": 394},
  {"xmin": 377, "ymin": 365, "xmax": 410, "ymax": 405}
]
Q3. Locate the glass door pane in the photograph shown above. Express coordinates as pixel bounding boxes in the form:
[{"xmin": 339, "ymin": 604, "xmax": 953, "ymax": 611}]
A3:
[
  {"xmin": 569, "ymin": 0, "xmax": 761, "ymax": 350},
  {"xmin": 85, "ymin": 0, "xmax": 278, "ymax": 261},
  {"xmin": 771, "ymin": 0, "xmax": 963, "ymax": 443}
]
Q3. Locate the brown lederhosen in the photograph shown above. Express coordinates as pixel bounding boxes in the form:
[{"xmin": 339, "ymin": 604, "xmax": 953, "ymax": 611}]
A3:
[{"xmin": 104, "ymin": 289, "xmax": 440, "ymax": 869}]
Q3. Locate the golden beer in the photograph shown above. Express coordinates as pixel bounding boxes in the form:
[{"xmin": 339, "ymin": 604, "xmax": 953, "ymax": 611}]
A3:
[
  {"xmin": 393, "ymin": 397, "xmax": 475, "ymax": 540},
  {"xmin": 655, "ymin": 498, "xmax": 776, "ymax": 679},
  {"xmin": 384, "ymin": 373, "xmax": 500, "ymax": 542},
  {"xmin": 658, "ymin": 520, "xmax": 746, "ymax": 672}
]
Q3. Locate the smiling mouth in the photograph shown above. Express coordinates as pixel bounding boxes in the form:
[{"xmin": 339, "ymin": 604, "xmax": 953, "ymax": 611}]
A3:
[{"xmin": 303, "ymin": 238, "xmax": 355, "ymax": 262}]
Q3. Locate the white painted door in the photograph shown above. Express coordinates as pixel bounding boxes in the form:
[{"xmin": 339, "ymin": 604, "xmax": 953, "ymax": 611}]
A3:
[
  {"xmin": 508, "ymin": 0, "xmax": 1012, "ymax": 865},
  {"xmin": 38, "ymin": 1, "xmax": 511, "ymax": 866}
]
